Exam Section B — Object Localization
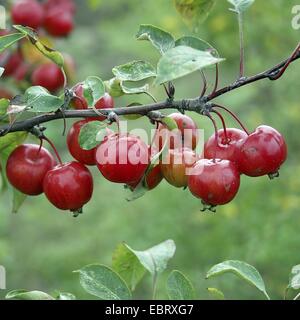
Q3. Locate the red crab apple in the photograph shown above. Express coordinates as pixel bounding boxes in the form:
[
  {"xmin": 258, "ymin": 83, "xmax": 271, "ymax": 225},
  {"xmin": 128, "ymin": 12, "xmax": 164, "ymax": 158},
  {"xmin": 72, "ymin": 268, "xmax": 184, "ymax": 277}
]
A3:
[
  {"xmin": 31, "ymin": 63, "xmax": 65, "ymax": 92},
  {"xmin": 6, "ymin": 144, "xmax": 56, "ymax": 195},
  {"xmin": 44, "ymin": 7, "xmax": 74, "ymax": 37},
  {"xmin": 43, "ymin": 161, "xmax": 93, "ymax": 211},
  {"xmin": 72, "ymin": 83, "xmax": 114, "ymax": 121},
  {"xmin": 188, "ymin": 159, "xmax": 240, "ymax": 206},
  {"xmin": 11, "ymin": 0, "xmax": 45, "ymax": 29},
  {"xmin": 204, "ymin": 128, "xmax": 248, "ymax": 167},
  {"xmin": 95, "ymin": 134, "xmax": 150, "ymax": 184},
  {"xmin": 236, "ymin": 125, "xmax": 287, "ymax": 177}
]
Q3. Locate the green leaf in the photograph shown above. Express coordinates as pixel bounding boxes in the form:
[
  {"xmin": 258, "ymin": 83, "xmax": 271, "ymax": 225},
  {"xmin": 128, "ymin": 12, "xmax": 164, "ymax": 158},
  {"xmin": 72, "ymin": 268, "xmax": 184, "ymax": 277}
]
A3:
[
  {"xmin": 288, "ymin": 265, "xmax": 300, "ymax": 290},
  {"xmin": 112, "ymin": 243, "xmax": 147, "ymax": 291},
  {"xmin": 206, "ymin": 260, "xmax": 270, "ymax": 300},
  {"xmin": 120, "ymin": 82, "xmax": 150, "ymax": 95},
  {"xmin": 136, "ymin": 24, "xmax": 175, "ymax": 55},
  {"xmin": 167, "ymin": 270, "xmax": 196, "ymax": 300},
  {"xmin": 155, "ymin": 46, "xmax": 224, "ymax": 85},
  {"xmin": 113, "ymin": 61, "xmax": 156, "ymax": 82},
  {"xmin": 0, "ymin": 33, "xmax": 26, "ymax": 53},
  {"xmin": 56, "ymin": 292, "xmax": 76, "ymax": 300},
  {"xmin": 174, "ymin": 0, "xmax": 216, "ymax": 29},
  {"xmin": 12, "ymin": 188, "xmax": 27, "ymax": 214},
  {"xmin": 124, "ymin": 240, "xmax": 176, "ymax": 276},
  {"xmin": 75, "ymin": 264, "xmax": 132, "ymax": 300},
  {"xmin": 24, "ymin": 86, "xmax": 63, "ymax": 112},
  {"xmin": 82, "ymin": 76, "xmax": 105, "ymax": 107},
  {"xmin": 228, "ymin": 0, "xmax": 255, "ymax": 12},
  {"xmin": 6, "ymin": 290, "xmax": 54, "ymax": 300},
  {"xmin": 207, "ymin": 287, "xmax": 225, "ymax": 300},
  {"xmin": 13, "ymin": 25, "xmax": 64, "ymax": 66},
  {"xmin": 175, "ymin": 36, "xmax": 219, "ymax": 57},
  {"xmin": 79, "ymin": 121, "xmax": 108, "ymax": 150},
  {"xmin": 104, "ymin": 78, "xmax": 124, "ymax": 97},
  {"xmin": 0, "ymin": 98, "xmax": 10, "ymax": 118}
]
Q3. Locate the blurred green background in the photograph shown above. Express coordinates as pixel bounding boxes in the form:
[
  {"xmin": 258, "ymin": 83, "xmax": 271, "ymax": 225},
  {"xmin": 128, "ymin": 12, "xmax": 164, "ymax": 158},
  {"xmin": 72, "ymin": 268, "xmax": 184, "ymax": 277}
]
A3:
[{"xmin": 0, "ymin": 0, "xmax": 300, "ymax": 300}]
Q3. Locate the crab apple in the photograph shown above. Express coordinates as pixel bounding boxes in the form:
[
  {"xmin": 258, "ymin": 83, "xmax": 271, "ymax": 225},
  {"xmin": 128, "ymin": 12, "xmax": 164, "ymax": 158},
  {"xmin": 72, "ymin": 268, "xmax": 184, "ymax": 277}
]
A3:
[
  {"xmin": 160, "ymin": 148, "xmax": 198, "ymax": 188},
  {"xmin": 156, "ymin": 113, "xmax": 199, "ymax": 150},
  {"xmin": 43, "ymin": 161, "xmax": 93, "ymax": 211},
  {"xmin": 72, "ymin": 84, "xmax": 114, "ymax": 120},
  {"xmin": 236, "ymin": 125, "xmax": 287, "ymax": 177},
  {"xmin": 204, "ymin": 128, "xmax": 248, "ymax": 166},
  {"xmin": 67, "ymin": 120, "xmax": 113, "ymax": 166},
  {"xmin": 11, "ymin": 0, "xmax": 45, "ymax": 29},
  {"xmin": 128, "ymin": 146, "xmax": 163, "ymax": 190},
  {"xmin": 188, "ymin": 159, "xmax": 240, "ymax": 206},
  {"xmin": 31, "ymin": 63, "xmax": 65, "ymax": 92},
  {"xmin": 6, "ymin": 144, "xmax": 56, "ymax": 196},
  {"xmin": 12, "ymin": 62, "xmax": 30, "ymax": 81},
  {"xmin": 2, "ymin": 52, "xmax": 23, "ymax": 77},
  {"xmin": 43, "ymin": 0, "xmax": 76, "ymax": 14},
  {"xmin": 96, "ymin": 134, "xmax": 150, "ymax": 184},
  {"xmin": 44, "ymin": 7, "xmax": 74, "ymax": 37}
]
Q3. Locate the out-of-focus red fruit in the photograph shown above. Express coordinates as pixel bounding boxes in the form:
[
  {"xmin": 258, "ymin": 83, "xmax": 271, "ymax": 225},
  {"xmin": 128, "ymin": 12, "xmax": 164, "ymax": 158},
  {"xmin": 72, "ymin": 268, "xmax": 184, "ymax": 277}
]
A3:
[
  {"xmin": 2, "ymin": 52, "xmax": 23, "ymax": 77},
  {"xmin": 31, "ymin": 63, "xmax": 65, "ymax": 92},
  {"xmin": 44, "ymin": 7, "xmax": 74, "ymax": 37},
  {"xmin": 11, "ymin": 0, "xmax": 45, "ymax": 29},
  {"xmin": 43, "ymin": 0, "xmax": 76, "ymax": 14}
]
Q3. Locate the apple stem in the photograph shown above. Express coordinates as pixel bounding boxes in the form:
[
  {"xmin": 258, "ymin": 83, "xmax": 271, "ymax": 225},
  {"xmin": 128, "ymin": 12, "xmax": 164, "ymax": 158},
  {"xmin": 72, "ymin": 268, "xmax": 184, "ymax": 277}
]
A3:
[
  {"xmin": 206, "ymin": 112, "xmax": 218, "ymax": 162},
  {"xmin": 213, "ymin": 104, "xmax": 250, "ymax": 135},
  {"xmin": 43, "ymin": 136, "xmax": 63, "ymax": 165},
  {"xmin": 211, "ymin": 64, "xmax": 219, "ymax": 96},
  {"xmin": 200, "ymin": 70, "xmax": 207, "ymax": 98},
  {"xmin": 211, "ymin": 110, "xmax": 229, "ymax": 144}
]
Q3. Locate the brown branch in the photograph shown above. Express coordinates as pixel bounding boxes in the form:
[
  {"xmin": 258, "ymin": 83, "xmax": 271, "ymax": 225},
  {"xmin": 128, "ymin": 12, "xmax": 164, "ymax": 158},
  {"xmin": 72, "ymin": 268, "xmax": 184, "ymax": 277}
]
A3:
[{"xmin": 0, "ymin": 43, "xmax": 299, "ymax": 136}]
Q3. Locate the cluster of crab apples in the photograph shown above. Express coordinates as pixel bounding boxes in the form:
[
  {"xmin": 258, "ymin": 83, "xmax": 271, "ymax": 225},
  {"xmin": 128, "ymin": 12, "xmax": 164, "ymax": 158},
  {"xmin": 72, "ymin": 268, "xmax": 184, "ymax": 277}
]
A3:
[
  {"xmin": 5, "ymin": 81, "xmax": 288, "ymax": 214},
  {"xmin": 0, "ymin": 0, "xmax": 76, "ymax": 98}
]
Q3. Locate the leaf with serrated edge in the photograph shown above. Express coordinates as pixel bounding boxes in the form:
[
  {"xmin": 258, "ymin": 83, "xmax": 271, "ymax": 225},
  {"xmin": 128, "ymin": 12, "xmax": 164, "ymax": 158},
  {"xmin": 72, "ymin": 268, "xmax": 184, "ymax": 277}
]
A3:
[
  {"xmin": 79, "ymin": 121, "xmax": 107, "ymax": 150},
  {"xmin": 112, "ymin": 243, "xmax": 146, "ymax": 291},
  {"xmin": 136, "ymin": 24, "xmax": 175, "ymax": 55},
  {"xmin": 25, "ymin": 86, "xmax": 63, "ymax": 112},
  {"xmin": 175, "ymin": 36, "xmax": 219, "ymax": 57},
  {"xmin": 5, "ymin": 290, "xmax": 54, "ymax": 300},
  {"xmin": 155, "ymin": 46, "xmax": 224, "ymax": 85},
  {"xmin": 82, "ymin": 76, "xmax": 105, "ymax": 107},
  {"xmin": 13, "ymin": 25, "xmax": 64, "ymax": 66},
  {"xmin": 288, "ymin": 265, "xmax": 300, "ymax": 290},
  {"xmin": 75, "ymin": 264, "xmax": 131, "ymax": 300},
  {"xmin": 113, "ymin": 61, "xmax": 156, "ymax": 82},
  {"xmin": 206, "ymin": 260, "xmax": 270, "ymax": 300},
  {"xmin": 167, "ymin": 270, "xmax": 196, "ymax": 300},
  {"xmin": 0, "ymin": 33, "xmax": 26, "ymax": 53},
  {"xmin": 125, "ymin": 240, "xmax": 176, "ymax": 276}
]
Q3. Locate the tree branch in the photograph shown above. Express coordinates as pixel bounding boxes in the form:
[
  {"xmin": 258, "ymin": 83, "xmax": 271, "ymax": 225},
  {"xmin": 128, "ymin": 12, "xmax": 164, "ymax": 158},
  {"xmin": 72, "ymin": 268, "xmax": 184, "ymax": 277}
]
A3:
[{"xmin": 0, "ymin": 44, "xmax": 299, "ymax": 136}]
